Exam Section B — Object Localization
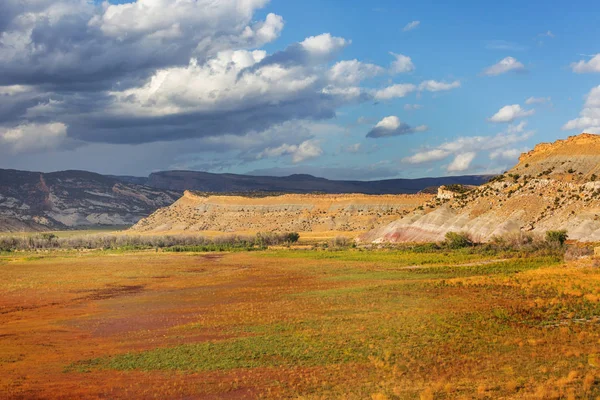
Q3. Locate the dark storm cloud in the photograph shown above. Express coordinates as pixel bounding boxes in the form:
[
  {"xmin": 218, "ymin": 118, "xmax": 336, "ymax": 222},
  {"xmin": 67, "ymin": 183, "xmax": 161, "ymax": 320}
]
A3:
[{"xmin": 63, "ymin": 94, "xmax": 338, "ymax": 144}]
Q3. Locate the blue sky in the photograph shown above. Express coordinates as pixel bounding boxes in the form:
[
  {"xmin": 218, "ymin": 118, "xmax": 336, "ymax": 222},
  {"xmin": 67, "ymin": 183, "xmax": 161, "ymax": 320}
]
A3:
[{"xmin": 1, "ymin": 0, "xmax": 600, "ymax": 179}]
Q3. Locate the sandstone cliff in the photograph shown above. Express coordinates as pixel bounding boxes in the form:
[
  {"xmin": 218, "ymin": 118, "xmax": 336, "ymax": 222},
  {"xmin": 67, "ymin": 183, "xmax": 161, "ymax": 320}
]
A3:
[{"xmin": 130, "ymin": 191, "xmax": 432, "ymax": 234}]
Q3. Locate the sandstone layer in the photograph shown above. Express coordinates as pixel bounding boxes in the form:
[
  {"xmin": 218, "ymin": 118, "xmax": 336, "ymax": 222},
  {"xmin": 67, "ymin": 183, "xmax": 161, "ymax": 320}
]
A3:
[
  {"xmin": 130, "ymin": 191, "xmax": 432, "ymax": 234},
  {"xmin": 360, "ymin": 133, "xmax": 600, "ymax": 243}
]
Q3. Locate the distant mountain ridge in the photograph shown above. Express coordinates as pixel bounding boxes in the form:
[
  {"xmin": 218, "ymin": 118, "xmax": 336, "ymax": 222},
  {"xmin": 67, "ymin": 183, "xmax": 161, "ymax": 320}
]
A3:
[
  {"xmin": 131, "ymin": 170, "xmax": 494, "ymax": 194},
  {"xmin": 0, "ymin": 168, "xmax": 494, "ymax": 232}
]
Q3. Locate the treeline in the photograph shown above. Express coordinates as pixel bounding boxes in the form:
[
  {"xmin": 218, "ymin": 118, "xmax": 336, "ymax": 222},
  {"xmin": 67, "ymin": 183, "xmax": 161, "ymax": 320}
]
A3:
[{"xmin": 0, "ymin": 232, "xmax": 300, "ymax": 252}]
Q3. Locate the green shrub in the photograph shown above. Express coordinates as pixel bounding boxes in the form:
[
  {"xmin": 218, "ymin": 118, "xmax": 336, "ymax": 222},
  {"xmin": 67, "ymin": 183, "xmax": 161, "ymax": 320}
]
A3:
[
  {"xmin": 285, "ymin": 232, "xmax": 300, "ymax": 243},
  {"xmin": 443, "ymin": 232, "xmax": 474, "ymax": 249},
  {"xmin": 545, "ymin": 230, "xmax": 568, "ymax": 246}
]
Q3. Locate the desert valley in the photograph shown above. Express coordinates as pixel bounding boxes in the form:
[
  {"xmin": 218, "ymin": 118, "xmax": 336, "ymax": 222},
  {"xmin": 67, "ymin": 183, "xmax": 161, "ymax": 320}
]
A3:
[
  {"xmin": 3, "ymin": 0, "xmax": 600, "ymax": 398},
  {"xmin": 4, "ymin": 134, "xmax": 600, "ymax": 398}
]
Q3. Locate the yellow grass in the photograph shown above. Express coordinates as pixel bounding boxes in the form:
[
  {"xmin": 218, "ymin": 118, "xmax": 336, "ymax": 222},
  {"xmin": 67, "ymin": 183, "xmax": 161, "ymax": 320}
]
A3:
[{"xmin": 1, "ymin": 248, "xmax": 600, "ymax": 398}]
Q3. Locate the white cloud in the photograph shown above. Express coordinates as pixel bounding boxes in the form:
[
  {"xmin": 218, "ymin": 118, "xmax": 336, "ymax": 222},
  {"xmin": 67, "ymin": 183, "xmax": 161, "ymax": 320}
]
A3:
[
  {"xmin": 418, "ymin": 80, "xmax": 461, "ymax": 92},
  {"xmin": 1, "ymin": 0, "xmax": 282, "ymax": 86},
  {"xmin": 447, "ymin": 152, "xmax": 476, "ymax": 172},
  {"xmin": 482, "ymin": 56, "xmax": 525, "ymax": 76},
  {"xmin": 92, "ymin": 0, "xmax": 276, "ymax": 43},
  {"xmin": 403, "ymin": 21, "xmax": 420, "ymax": 32},
  {"xmin": 0, "ymin": 85, "xmax": 31, "ymax": 96},
  {"xmin": 489, "ymin": 147, "xmax": 527, "ymax": 161},
  {"xmin": 0, "ymin": 122, "xmax": 67, "ymax": 153},
  {"xmin": 367, "ymin": 116, "xmax": 427, "ymax": 138},
  {"xmin": 571, "ymin": 54, "xmax": 600, "ymax": 74},
  {"xmin": 488, "ymin": 104, "xmax": 535, "ymax": 123},
  {"xmin": 389, "ymin": 53, "xmax": 415, "ymax": 74},
  {"xmin": 328, "ymin": 60, "xmax": 384, "ymax": 85},
  {"xmin": 525, "ymin": 96, "xmax": 551, "ymax": 105},
  {"xmin": 402, "ymin": 123, "xmax": 533, "ymax": 167},
  {"xmin": 404, "ymin": 104, "xmax": 423, "ymax": 111},
  {"xmin": 257, "ymin": 139, "xmax": 323, "ymax": 163},
  {"xmin": 374, "ymin": 83, "xmax": 417, "ymax": 100},
  {"xmin": 563, "ymin": 85, "xmax": 600, "ymax": 133},
  {"xmin": 402, "ymin": 149, "xmax": 450, "ymax": 164},
  {"xmin": 300, "ymin": 33, "xmax": 350, "ymax": 57}
]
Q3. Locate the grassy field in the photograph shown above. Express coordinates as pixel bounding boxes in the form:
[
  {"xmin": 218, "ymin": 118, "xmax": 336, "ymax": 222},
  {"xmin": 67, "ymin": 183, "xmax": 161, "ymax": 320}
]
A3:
[{"xmin": 1, "ymin": 248, "xmax": 600, "ymax": 398}]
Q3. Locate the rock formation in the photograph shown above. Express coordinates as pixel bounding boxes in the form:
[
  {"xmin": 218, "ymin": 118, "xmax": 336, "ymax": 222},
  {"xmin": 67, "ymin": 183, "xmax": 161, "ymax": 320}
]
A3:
[
  {"xmin": 360, "ymin": 133, "xmax": 600, "ymax": 243},
  {"xmin": 0, "ymin": 169, "xmax": 180, "ymax": 232},
  {"xmin": 130, "ymin": 191, "xmax": 432, "ymax": 234}
]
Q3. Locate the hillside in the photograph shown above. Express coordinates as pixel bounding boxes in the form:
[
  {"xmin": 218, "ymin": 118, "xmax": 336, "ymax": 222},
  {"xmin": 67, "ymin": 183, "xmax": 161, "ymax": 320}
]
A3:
[
  {"xmin": 140, "ymin": 170, "xmax": 493, "ymax": 194},
  {"xmin": 130, "ymin": 191, "xmax": 432, "ymax": 234},
  {"xmin": 0, "ymin": 169, "xmax": 180, "ymax": 232},
  {"xmin": 360, "ymin": 133, "xmax": 600, "ymax": 243}
]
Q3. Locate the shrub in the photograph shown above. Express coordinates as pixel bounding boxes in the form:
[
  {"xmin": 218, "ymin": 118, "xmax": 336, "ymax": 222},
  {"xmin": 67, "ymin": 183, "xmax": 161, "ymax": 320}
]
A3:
[
  {"xmin": 443, "ymin": 232, "xmax": 474, "ymax": 249},
  {"xmin": 0, "ymin": 232, "xmax": 295, "ymax": 252},
  {"xmin": 329, "ymin": 236, "xmax": 350, "ymax": 248},
  {"xmin": 285, "ymin": 232, "xmax": 300, "ymax": 243},
  {"xmin": 545, "ymin": 230, "xmax": 568, "ymax": 247},
  {"xmin": 564, "ymin": 245, "xmax": 593, "ymax": 261}
]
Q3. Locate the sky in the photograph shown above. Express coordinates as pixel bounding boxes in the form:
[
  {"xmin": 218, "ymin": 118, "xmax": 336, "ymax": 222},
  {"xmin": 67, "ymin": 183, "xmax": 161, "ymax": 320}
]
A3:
[{"xmin": 1, "ymin": 0, "xmax": 600, "ymax": 180}]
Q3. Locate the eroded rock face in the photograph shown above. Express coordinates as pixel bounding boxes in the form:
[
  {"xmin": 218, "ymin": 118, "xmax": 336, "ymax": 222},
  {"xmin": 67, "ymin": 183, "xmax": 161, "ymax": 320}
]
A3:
[
  {"xmin": 360, "ymin": 133, "xmax": 600, "ymax": 243},
  {"xmin": 0, "ymin": 169, "xmax": 180, "ymax": 232},
  {"xmin": 130, "ymin": 191, "xmax": 433, "ymax": 234}
]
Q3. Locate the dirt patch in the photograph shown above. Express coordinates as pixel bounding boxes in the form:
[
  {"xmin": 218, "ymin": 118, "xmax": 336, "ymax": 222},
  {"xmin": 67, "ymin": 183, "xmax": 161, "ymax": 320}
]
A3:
[
  {"xmin": 201, "ymin": 254, "xmax": 224, "ymax": 261},
  {"xmin": 75, "ymin": 285, "xmax": 145, "ymax": 301}
]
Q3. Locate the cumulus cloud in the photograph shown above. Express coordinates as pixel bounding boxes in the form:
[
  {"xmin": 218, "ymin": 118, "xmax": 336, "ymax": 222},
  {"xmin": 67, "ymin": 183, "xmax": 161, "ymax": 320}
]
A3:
[
  {"xmin": 402, "ymin": 149, "xmax": 450, "ymax": 164},
  {"xmin": 571, "ymin": 54, "xmax": 600, "ymax": 73},
  {"xmin": 563, "ymin": 85, "xmax": 600, "ymax": 133},
  {"xmin": 366, "ymin": 116, "xmax": 427, "ymax": 138},
  {"xmin": 0, "ymin": 122, "xmax": 68, "ymax": 153},
  {"xmin": 489, "ymin": 147, "xmax": 527, "ymax": 161},
  {"xmin": 488, "ymin": 104, "xmax": 535, "ymax": 123},
  {"xmin": 389, "ymin": 53, "xmax": 415, "ymax": 74},
  {"xmin": 482, "ymin": 56, "xmax": 525, "ymax": 76},
  {"xmin": 374, "ymin": 84, "xmax": 417, "ymax": 100},
  {"xmin": 402, "ymin": 122, "xmax": 534, "ymax": 170},
  {"xmin": 328, "ymin": 60, "xmax": 384, "ymax": 85},
  {"xmin": 0, "ymin": 0, "xmax": 282, "ymax": 87},
  {"xmin": 418, "ymin": 80, "xmax": 461, "ymax": 92},
  {"xmin": 447, "ymin": 152, "xmax": 476, "ymax": 172},
  {"xmin": 403, "ymin": 21, "xmax": 420, "ymax": 32},
  {"xmin": 0, "ymin": 0, "xmax": 467, "ymax": 174},
  {"xmin": 257, "ymin": 139, "xmax": 322, "ymax": 163}
]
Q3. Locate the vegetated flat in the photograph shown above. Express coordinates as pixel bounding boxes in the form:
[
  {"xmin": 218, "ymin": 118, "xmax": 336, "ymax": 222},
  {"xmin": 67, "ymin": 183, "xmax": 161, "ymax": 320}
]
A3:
[{"xmin": 1, "ymin": 248, "xmax": 600, "ymax": 398}]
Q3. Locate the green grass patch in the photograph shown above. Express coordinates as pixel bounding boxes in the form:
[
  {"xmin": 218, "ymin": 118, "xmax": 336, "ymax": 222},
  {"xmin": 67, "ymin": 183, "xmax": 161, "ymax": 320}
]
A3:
[{"xmin": 264, "ymin": 248, "xmax": 498, "ymax": 266}]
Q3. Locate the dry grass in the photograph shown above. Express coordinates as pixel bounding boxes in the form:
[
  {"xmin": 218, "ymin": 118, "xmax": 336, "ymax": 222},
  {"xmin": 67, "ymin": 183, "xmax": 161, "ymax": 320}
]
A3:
[{"xmin": 1, "ymin": 248, "xmax": 600, "ymax": 398}]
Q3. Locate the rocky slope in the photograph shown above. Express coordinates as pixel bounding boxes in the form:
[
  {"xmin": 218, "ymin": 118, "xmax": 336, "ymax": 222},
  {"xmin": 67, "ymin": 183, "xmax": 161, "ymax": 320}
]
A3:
[
  {"xmin": 360, "ymin": 133, "xmax": 600, "ymax": 243},
  {"xmin": 130, "ymin": 191, "xmax": 432, "ymax": 234},
  {"xmin": 0, "ymin": 169, "xmax": 180, "ymax": 232}
]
